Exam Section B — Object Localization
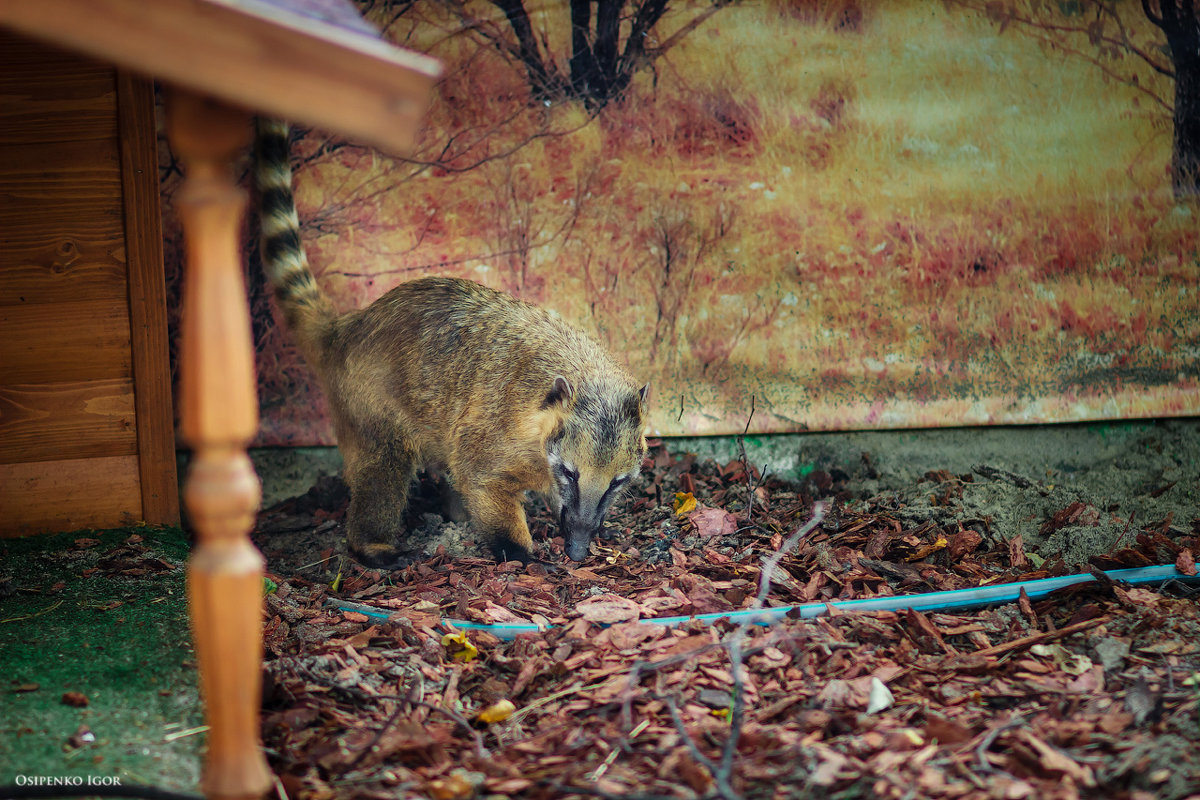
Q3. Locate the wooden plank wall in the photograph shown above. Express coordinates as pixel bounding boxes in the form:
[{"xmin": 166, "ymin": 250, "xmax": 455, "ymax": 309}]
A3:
[{"xmin": 0, "ymin": 30, "xmax": 178, "ymax": 535}]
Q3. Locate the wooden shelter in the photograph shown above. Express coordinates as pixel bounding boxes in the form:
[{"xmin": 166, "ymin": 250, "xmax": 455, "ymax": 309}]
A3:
[
  {"xmin": 0, "ymin": 1, "xmax": 440, "ymax": 797},
  {"xmin": 0, "ymin": 32, "xmax": 176, "ymax": 535}
]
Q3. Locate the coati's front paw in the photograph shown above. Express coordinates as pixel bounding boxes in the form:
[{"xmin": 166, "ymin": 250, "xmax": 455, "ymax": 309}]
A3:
[
  {"xmin": 488, "ymin": 537, "xmax": 532, "ymax": 565},
  {"xmin": 349, "ymin": 542, "xmax": 406, "ymax": 569}
]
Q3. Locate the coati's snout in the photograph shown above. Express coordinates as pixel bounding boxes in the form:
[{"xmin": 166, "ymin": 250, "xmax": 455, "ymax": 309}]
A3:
[
  {"xmin": 561, "ymin": 508, "xmax": 602, "ymax": 562},
  {"xmin": 552, "ymin": 472, "xmax": 631, "ymax": 561},
  {"xmin": 545, "ymin": 376, "xmax": 649, "ymax": 561}
]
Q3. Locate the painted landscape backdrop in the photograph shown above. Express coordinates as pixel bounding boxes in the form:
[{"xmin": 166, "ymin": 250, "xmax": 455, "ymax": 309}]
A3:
[{"xmin": 161, "ymin": 0, "xmax": 1200, "ymax": 445}]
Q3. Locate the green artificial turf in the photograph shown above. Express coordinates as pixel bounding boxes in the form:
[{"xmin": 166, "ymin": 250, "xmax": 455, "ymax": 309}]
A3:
[{"xmin": 0, "ymin": 526, "xmax": 204, "ymax": 793}]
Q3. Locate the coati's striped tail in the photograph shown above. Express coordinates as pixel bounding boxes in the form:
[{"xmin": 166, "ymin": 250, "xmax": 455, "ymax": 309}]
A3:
[{"xmin": 253, "ymin": 119, "xmax": 336, "ymax": 357}]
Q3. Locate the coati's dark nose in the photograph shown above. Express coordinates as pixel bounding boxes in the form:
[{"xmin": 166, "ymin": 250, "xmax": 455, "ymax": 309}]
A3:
[
  {"xmin": 565, "ymin": 536, "xmax": 592, "ymax": 561},
  {"xmin": 561, "ymin": 509, "xmax": 595, "ymax": 561}
]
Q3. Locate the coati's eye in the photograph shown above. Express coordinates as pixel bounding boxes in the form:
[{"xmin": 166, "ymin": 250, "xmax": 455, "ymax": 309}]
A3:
[
  {"xmin": 560, "ymin": 465, "xmax": 579, "ymax": 484},
  {"xmin": 597, "ymin": 473, "xmax": 632, "ymax": 508}
]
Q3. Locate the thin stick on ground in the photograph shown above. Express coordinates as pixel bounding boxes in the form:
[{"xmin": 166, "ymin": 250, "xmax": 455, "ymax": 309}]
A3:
[
  {"xmin": 416, "ymin": 701, "xmax": 489, "ymax": 761},
  {"xmin": 613, "ymin": 503, "xmax": 827, "ymax": 800},
  {"xmin": 658, "ymin": 503, "xmax": 828, "ymax": 800},
  {"xmin": 966, "ymin": 615, "xmax": 1112, "ymax": 659},
  {"xmin": 973, "ymin": 714, "xmax": 1025, "ymax": 774},
  {"xmin": 715, "ymin": 503, "xmax": 827, "ymax": 789},
  {"xmin": 754, "ymin": 502, "xmax": 828, "ymax": 607},
  {"xmin": 664, "ymin": 695, "xmax": 738, "ymax": 800},
  {"xmin": 735, "ymin": 396, "xmax": 768, "ymax": 525}
]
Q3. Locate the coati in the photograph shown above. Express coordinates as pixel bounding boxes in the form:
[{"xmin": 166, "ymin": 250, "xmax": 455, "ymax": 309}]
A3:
[{"xmin": 253, "ymin": 120, "xmax": 649, "ymax": 566}]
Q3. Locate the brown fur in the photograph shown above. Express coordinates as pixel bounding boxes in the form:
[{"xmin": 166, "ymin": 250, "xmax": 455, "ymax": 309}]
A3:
[{"xmin": 254, "ymin": 120, "xmax": 648, "ymax": 565}]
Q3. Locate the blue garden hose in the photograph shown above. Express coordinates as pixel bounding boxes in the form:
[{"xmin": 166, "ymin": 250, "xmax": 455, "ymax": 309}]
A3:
[{"xmin": 329, "ymin": 564, "xmax": 1199, "ymax": 640}]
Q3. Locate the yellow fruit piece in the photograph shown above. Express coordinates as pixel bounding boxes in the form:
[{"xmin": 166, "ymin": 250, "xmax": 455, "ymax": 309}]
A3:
[{"xmin": 476, "ymin": 698, "xmax": 516, "ymax": 724}]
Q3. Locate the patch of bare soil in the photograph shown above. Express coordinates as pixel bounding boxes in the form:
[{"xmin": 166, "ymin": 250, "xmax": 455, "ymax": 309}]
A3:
[{"xmin": 254, "ymin": 437, "xmax": 1200, "ymax": 800}]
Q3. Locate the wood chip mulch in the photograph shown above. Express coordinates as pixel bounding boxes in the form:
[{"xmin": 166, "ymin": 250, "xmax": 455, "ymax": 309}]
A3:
[{"xmin": 257, "ymin": 441, "xmax": 1200, "ymax": 800}]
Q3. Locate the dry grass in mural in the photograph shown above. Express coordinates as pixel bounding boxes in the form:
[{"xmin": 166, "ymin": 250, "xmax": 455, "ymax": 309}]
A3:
[{"xmin": 161, "ymin": 1, "xmax": 1200, "ymax": 445}]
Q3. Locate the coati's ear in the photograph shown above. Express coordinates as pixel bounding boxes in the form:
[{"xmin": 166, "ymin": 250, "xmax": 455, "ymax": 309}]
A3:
[
  {"xmin": 544, "ymin": 375, "xmax": 573, "ymax": 408},
  {"xmin": 638, "ymin": 382, "xmax": 651, "ymax": 408}
]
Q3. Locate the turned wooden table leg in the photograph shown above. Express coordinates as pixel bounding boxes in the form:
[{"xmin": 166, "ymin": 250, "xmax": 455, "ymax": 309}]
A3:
[{"xmin": 166, "ymin": 88, "xmax": 272, "ymax": 800}]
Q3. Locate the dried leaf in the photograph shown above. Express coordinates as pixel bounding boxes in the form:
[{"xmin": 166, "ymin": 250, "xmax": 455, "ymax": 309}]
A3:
[
  {"xmin": 673, "ymin": 492, "xmax": 697, "ymax": 515},
  {"xmin": 663, "ymin": 747, "xmax": 713, "ymax": 794},
  {"xmin": 686, "ymin": 506, "xmax": 740, "ymax": 538},
  {"xmin": 810, "ymin": 745, "xmax": 848, "ymax": 786},
  {"xmin": 905, "ymin": 608, "xmax": 949, "ymax": 655},
  {"xmin": 1039, "ymin": 501, "xmax": 1101, "ymax": 535},
  {"xmin": 906, "ymin": 534, "xmax": 948, "ymax": 562},
  {"xmin": 61, "ymin": 691, "xmax": 89, "ymax": 707},
  {"xmin": 441, "ymin": 631, "xmax": 478, "ymax": 662},
  {"xmin": 1030, "ymin": 643, "xmax": 1092, "ymax": 676},
  {"xmin": 947, "ymin": 528, "xmax": 983, "ymax": 560},
  {"xmin": 1007, "ymin": 534, "xmax": 1028, "ymax": 569},
  {"xmin": 1115, "ymin": 587, "xmax": 1163, "ymax": 608},
  {"xmin": 817, "ymin": 677, "xmax": 873, "ymax": 709},
  {"xmin": 576, "ymin": 593, "xmax": 641, "ymax": 624},
  {"xmin": 923, "ymin": 714, "xmax": 972, "ymax": 745},
  {"xmin": 1066, "ymin": 665, "xmax": 1104, "ymax": 693},
  {"xmin": 481, "ymin": 602, "xmax": 529, "ymax": 624},
  {"xmin": 486, "ymin": 778, "xmax": 533, "ymax": 794}
]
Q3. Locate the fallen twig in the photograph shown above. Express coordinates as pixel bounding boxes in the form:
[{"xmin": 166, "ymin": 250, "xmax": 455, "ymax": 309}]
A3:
[
  {"xmin": 972, "ymin": 464, "xmax": 1034, "ymax": 488},
  {"xmin": 664, "ymin": 695, "xmax": 736, "ymax": 800},
  {"xmin": 514, "ymin": 678, "xmax": 618, "ymax": 725},
  {"xmin": 588, "ymin": 719, "xmax": 649, "ymax": 782},
  {"xmin": 735, "ymin": 396, "xmax": 769, "ymax": 525},
  {"xmin": 973, "ymin": 714, "xmax": 1025, "ymax": 775},
  {"xmin": 415, "ymin": 701, "xmax": 489, "ymax": 761},
  {"xmin": 967, "ymin": 615, "xmax": 1112, "ymax": 659},
  {"xmin": 754, "ymin": 503, "xmax": 827, "ymax": 607},
  {"xmin": 0, "ymin": 599, "xmax": 64, "ymax": 624},
  {"xmin": 715, "ymin": 503, "xmax": 827, "ymax": 791}
]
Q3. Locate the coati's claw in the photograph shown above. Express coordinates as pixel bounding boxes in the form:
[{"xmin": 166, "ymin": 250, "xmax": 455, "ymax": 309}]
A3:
[{"xmin": 488, "ymin": 539, "xmax": 533, "ymax": 565}]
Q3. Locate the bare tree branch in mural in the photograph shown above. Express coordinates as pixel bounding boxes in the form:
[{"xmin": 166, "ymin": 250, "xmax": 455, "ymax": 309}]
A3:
[
  {"xmin": 952, "ymin": 0, "xmax": 1199, "ymax": 199},
  {"xmin": 486, "ymin": 159, "xmax": 596, "ymax": 295},
  {"xmin": 691, "ymin": 292, "xmax": 786, "ymax": 376},
  {"xmin": 265, "ymin": 0, "xmax": 743, "ymax": 307},
  {"xmin": 641, "ymin": 200, "xmax": 737, "ymax": 366},
  {"xmin": 438, "ymin": 0, "xmax": 734, "ymax": 109}
]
